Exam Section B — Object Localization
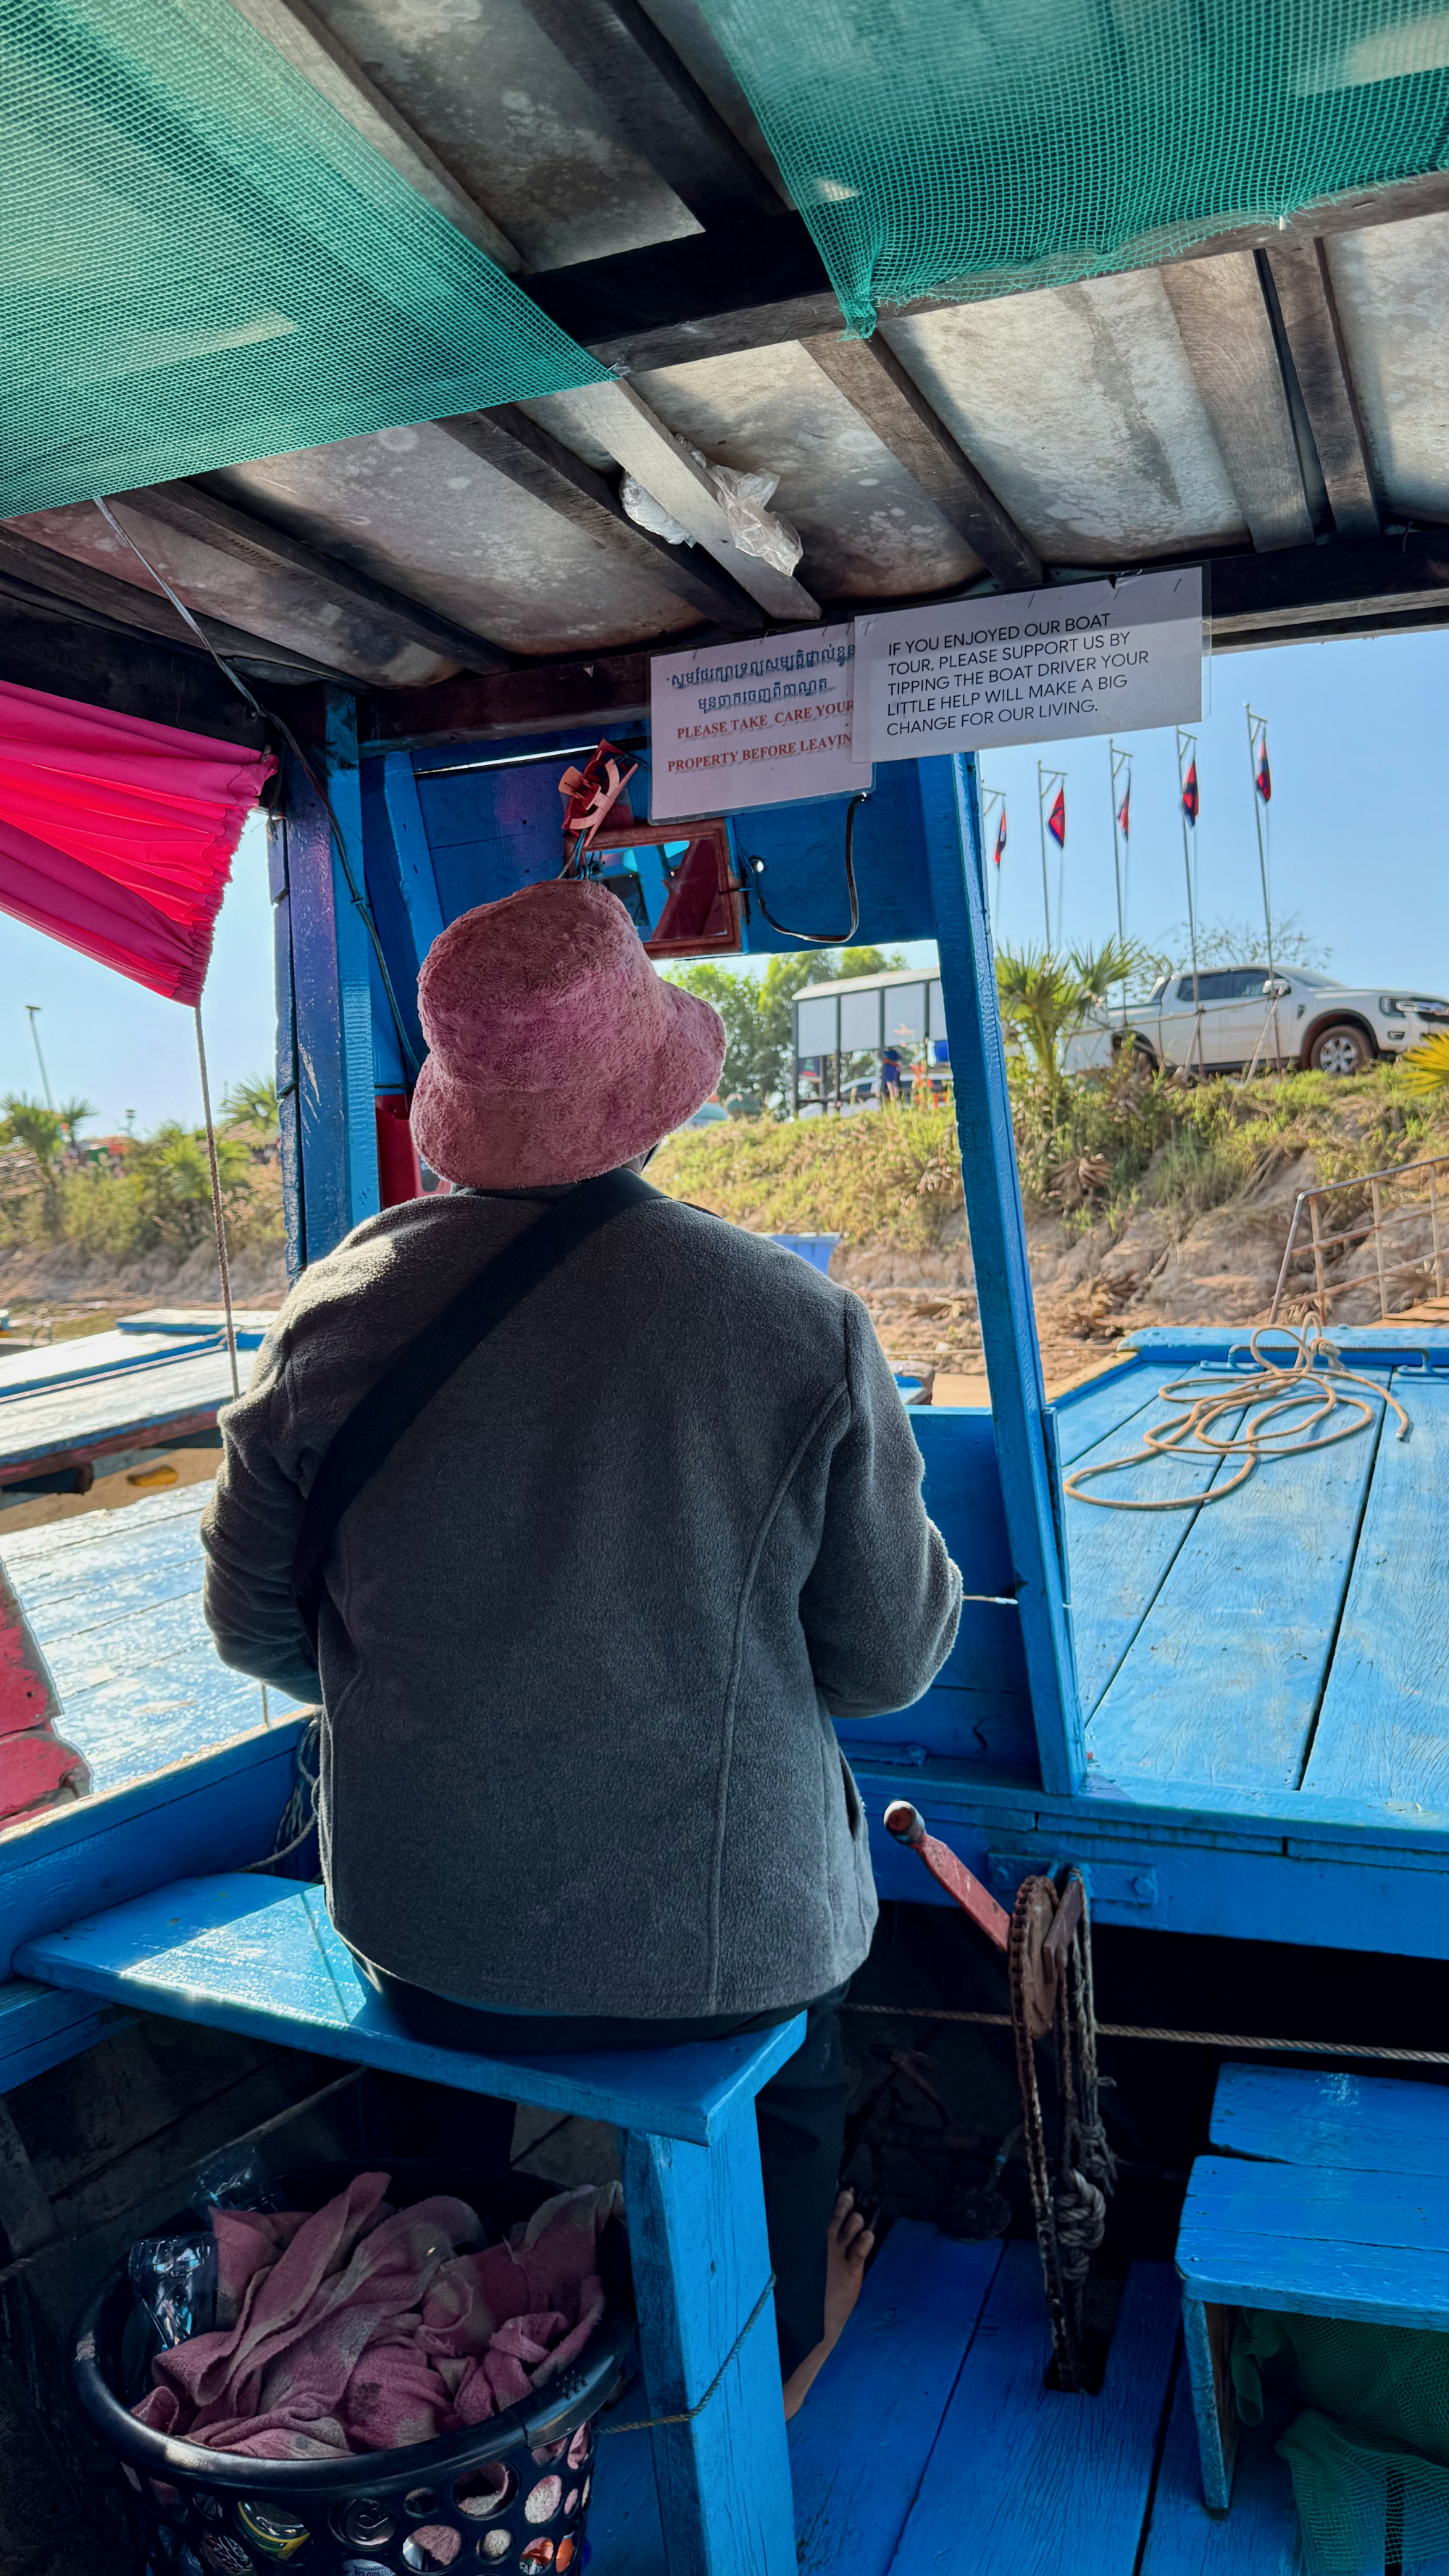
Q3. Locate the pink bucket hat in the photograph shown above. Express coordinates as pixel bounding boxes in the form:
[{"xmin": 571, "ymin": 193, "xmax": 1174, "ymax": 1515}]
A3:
[{"xmin": 410, "ymin": 877, "xmax": 727, "ymax": 1189}]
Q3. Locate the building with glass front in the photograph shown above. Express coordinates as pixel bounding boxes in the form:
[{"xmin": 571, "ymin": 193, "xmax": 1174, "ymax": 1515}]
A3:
[{"xmin": 790, "ymin": 964, "xmax": 949, "ymax": 1115}]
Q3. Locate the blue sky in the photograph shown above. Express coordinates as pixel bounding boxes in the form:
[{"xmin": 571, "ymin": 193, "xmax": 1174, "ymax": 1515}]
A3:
[{"xmin": 1, "ymin": 628, "xmax": 1444, "ymax": 1134}]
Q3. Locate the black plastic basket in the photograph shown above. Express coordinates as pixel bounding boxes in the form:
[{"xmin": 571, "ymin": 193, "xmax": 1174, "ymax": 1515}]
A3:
[{"xmin": 72, "ymin": 2163, "xmax": 634, "ymax": 2576}]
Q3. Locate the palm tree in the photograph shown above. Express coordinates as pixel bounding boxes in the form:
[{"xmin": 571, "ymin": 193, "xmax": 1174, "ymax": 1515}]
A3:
[
  {"xmin": 995, "ymin": 939, "xmax": 1139, "ymax": 1113},
  {"xmin": 221, "ymin": 1072, "xmax": 280, "ymax": 1131},
  {"xmin": 56, "ymin": 1095, "xmax": 96, "ymax": 1148},
  {"xmin": 0, "ymin": 1093, "xmax": 64, "ymax": 1176}
]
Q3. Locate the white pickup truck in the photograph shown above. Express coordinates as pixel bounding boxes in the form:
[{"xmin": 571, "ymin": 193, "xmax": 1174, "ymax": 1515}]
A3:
[{"xmin": 1065, "ymin": 967, "xmax": 1449, "ymax": 1077}]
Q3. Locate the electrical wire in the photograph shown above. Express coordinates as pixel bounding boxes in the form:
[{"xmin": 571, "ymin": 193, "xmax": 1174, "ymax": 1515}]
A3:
[
  {"xmin": 740, "ymin": 791, "xmax": 868, "ymax": 945},
  {"xmin": 92, "ymin": 498, "xmax": 420, "ymax": 1083}
]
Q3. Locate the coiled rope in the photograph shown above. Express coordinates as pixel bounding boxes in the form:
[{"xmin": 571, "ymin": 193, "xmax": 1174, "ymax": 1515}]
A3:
[{"xmin": 1064, "ymin": 1322, "xmax": 1410, "ymax": 1513}]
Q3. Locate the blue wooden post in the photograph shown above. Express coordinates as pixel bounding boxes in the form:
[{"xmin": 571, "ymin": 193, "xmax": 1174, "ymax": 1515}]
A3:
[
  {"xmin": 623, "ymin": 2107, "xmax": 796, "ymax": 2576},
  {"xmin": 917, "ymin": 753, "xmax": 1085, "ymax": 1795},
  {"xmin": 267, "ymin": 805, "xmax": 305, "ymax": 1281},
  {"xmin": 382, "ymin": 748, "xmax": 446, "ymax": 966},
  {"xmin": 285, "ymin": 689, "xmax": 380, "ymax": 1265}
]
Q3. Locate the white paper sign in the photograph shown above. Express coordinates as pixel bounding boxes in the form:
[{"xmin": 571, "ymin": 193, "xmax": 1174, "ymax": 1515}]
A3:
[
  {"xmin": 852, "ymin": 569, "xmax": 1203, "ymax": 762},
  {"xmin": 649, "ymin": 624, "xmax": 874, "ymax": 822}
]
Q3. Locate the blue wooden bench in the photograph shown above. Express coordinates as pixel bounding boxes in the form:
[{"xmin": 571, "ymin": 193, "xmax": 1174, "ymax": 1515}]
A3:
[
  {"xmin": 1177, "ymin": 2062, "xmax": 1449, "ymax": 2511},
  {"xmin": 17, "ymin": 1871, "xmax": 801, "ymax": 2576}
]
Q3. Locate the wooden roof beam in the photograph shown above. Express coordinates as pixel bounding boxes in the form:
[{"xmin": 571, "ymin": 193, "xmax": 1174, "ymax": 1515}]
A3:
[
  {"xmin": 801, "ymin": 333, "xmax": 1043, "ymax": 590},
  {"xmin": 1262, "ymin": 242, "xmax": 1381, "ymax": 540},
  {"xmin": 0, "ymin": 524, "xmax": 346, "ymax": 681},
  {"xmin": 227, "ymin": 0, "xmax": 523, "ymax": 267},
  {"xmin": 511, "ymin": 0, "xmax": 781, "ymax": 227},
  {"xmin": 1161, "ymin": 252, "xmax": 1315, "ymax": 551},
  {"xmin": 437, "ymin": 407, "xmax": 768, "ymax": 630},
  {"xmin": 535, "ymin": 380, "xmax": 822, "ymax": 622},
  {"xmin": 130, "ymin": 480, "xmax": 513, "ymax": 671}
]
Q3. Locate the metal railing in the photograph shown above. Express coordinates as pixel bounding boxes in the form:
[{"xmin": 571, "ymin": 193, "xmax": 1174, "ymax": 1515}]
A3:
[{"xmin": 1268, "ymin": 1154, "xmax": 1448, "ymax": 1324}]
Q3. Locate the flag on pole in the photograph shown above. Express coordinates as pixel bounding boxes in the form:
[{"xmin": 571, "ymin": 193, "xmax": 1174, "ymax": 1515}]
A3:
[
  {"xmin": 1181, "ymin": 760, "xmax": 1199, "ymax": 824},
  {"xmin": 1117, "ymin": 782, "xmax": 1130, "ymax": 837},
  {"xmin": 1047, "ymin": 787, "xmax": 1066, "ymax": 847},
  {"xmin": 993, "ymin": 806, "xmax": 1007, "ymax": 867},
  {"xmin": 1255, "ymin": 744, "xmax": 1271, "ymax": 803}
]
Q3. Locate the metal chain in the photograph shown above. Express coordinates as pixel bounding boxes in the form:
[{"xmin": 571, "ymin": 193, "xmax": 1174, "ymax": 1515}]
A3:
[{"xmin": 1007, "ymin": 1880, "xmax": 1080, "ymax": 2390}]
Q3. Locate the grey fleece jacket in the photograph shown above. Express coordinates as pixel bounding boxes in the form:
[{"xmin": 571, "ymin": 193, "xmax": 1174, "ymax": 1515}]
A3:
[{"xmin": 201, "ymin": 1183, "xmax": 961, "ymax": 2017}]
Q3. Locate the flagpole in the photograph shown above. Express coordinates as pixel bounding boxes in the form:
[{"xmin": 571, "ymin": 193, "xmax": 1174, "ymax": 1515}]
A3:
[
  {"xmin": 1176, "ymin": 726, "xmax": 1203, "ymax": 1074},
  {"xmin": 982, "ymin": 785, "xmax": 1006, "ymax": 941},
  {"xmin": 1036, "ymin": 759, "xmax": 1052, "ymax": 947},
  {"xmin": 1246, "ymin": 704, "xmax": 1281, "ymax": 1071},
  {"xmin": 1108, "ymin": 742, "xmax": 1127, "ymax": 950}
]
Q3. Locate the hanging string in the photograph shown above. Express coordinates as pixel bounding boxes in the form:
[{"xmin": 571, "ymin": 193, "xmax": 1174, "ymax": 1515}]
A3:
[
  {"xmin": 194, "ymin": 1001, "xmax": 268, "ymax": 1726},
  {"xmin": 92, "ymin": 497, "xmax": 419, "ymax": 1084},
  {"xmin": 193, "ymin": 1005, "xmax": 240, "ymax": 1404}
]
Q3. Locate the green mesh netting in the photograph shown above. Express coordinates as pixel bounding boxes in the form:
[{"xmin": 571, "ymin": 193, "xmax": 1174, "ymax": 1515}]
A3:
[
  {"xmin": 696, "ymin": 0, "xmax": 1449, "ymax": 331},
  {"xmin": 2, "ymin": 0, "xmax": 608, "ymax": 519},
  {"xmin": 1234, "ymin": 2310, "xmax": 1449, "ymax": 2575}
]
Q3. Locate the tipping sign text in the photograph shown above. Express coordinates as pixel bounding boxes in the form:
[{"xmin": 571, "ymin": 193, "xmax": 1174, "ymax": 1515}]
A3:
[
  {"xmin": 851, "ymin": 569, "xmax": 1203, "ymax": 763},
  {"xmin": 649, "ymin": 624, "xmax": 874, "ymax": 822}
]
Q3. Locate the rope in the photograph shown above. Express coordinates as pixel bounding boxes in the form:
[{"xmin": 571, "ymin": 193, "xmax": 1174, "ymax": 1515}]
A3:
[
  {"xmin": 597, "ymin": 2272, "xmax": 777, "ymax": 2435},
  {"xmin": 193, "ymin": 1006, "xmax": 240, "ymax": 1405},
  {"xmin": 243, "ymin": 1711, "xmax": 322, "ymax": 1871},
  {"xmin": 1063, "ymin": 1321, "xmax": 1409, "ymax": 1512},
  {"xmin": 843, "ymin": 2005, "xmax": 1449, "ymax": 2065}
]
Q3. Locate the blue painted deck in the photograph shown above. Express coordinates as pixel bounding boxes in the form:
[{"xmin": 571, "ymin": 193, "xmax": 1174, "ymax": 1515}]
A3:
[
  {"xmin": 0, "ymin": 1481, "xmax": 302, "ymax": 1802},
  {"xmin": 0, "ymin": 1326, "xmax": 259, "ymax": 1486},
  {"xmin": 584, "ymin": 2225, "xmax": 1377, "ymax": 2575},
  {"xmin": 862, "ymin": 1328, "xmax": 1448, "ymax": 1958}
]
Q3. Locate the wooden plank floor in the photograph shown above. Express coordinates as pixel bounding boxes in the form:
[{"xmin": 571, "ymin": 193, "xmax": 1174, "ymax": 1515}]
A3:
[
  {"xmin": 583, "ymin": 2225, "xmax": 1349, "ymax": 2576},
  {"xmin": 0, "ymin": 1484, "xmax": 301, "ymax": 1797},
  {"xmin": 1066, "ymin": 1347, "xmax": 1448, "ymax": 1828}
]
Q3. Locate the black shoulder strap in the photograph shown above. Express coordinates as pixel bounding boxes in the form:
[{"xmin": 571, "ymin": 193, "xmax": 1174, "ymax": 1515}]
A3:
[{"xmin": 291, "ymin": 1167, "xmax": 658, "ymax": 1637}]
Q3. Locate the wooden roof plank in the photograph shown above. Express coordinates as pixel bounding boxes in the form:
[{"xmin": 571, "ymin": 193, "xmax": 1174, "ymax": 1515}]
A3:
[
  {"xmin": 801, "ymin": 332, "xmax": 1042, "ymax": 588},
  {"xmin": 1161, "ymin": 251, "xmax": 1315, "ymax": 551},
  {"xmin": 1264, "ymin": 240, "xmax": 1382, "ymax": 539},
  {"xmin": 438, "ymin": 407, "xmax": 762, "ymax": 629},
  {"xmin": 511, "ymin": 0, "xmax": 780, "ymax": 227}
]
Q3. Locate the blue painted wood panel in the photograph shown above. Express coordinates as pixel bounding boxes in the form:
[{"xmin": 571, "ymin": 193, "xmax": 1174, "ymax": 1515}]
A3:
[
  {"xmin": 0, "ymin": 1720, "xmax": 303, "ymax": 1974},
  {"xmin": 284, "ymin": 699, "xmax": 380, "ymax": 1266},
  {"xmin": 912, "ymin": 1407, "xmax": 1015, "ymax": 1597},
  {"xmin": 1301, "ymin": 1371, "xmax": 1448, "ymax": 1811},
  {"xmin": 861, "ymin": 1787, "xmax": 1448, "ymax": 1957},
  {"xmin": 1210, "ymin": 2065, "xmax": 1449, "ymax": 2175},
  {"xmin": 1, "ymin": 1486, "xmax": 300, "ymax": 1799},
  {"xmin": 1066, "ymin": 1389, "xmax": 1249, "ymax": 1716},
  {"xmin": 18, "ymin": 1873, "xmax": 805, "ymax": 2146},
  {"xmin": 1086, "ymin": 1389, "xmax": 1390, "ymax": 1792},
  {"xmin": 918, "ymin": 756, "xmax": 1082, "ymax": 1796},
  {"xmin": 1140, "ymin": 2359, "xmax": 1304, "ymax": 2576},
  {"xmin": 884, "ymin": 2248, "xmax": 1179, "ymax": 2575},
  {"xmin": 623, "ymin": 2102, "xmax": 795, "ymax": 2576},
  {"xmin": 791, "ymin": 2225, "xmax": 1002, "ymax": 2576},
  {"xmin": 0, "ymin": 1975, "xmax": 126, "ymax": 2092},
  {"xmin": 1178, "ymin": 2156, "xmax": 1448, "ymax": 2328}
]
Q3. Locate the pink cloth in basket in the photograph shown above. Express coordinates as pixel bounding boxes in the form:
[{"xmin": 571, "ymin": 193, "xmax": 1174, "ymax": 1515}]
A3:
[{"xmin": 133, "ymin": 2174, "xmax": 617, "ymax": 2459}]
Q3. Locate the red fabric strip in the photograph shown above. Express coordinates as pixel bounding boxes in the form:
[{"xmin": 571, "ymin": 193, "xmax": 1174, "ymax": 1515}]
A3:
[{"xmin": 0, "ymin": 676, "xmax": 275, "ymax": 1004}]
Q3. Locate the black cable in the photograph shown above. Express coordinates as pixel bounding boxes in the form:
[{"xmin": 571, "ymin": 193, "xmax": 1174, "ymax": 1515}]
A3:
[{"xmin": 740, "ymin": 791, "xmax": 868, "ymax": 945}]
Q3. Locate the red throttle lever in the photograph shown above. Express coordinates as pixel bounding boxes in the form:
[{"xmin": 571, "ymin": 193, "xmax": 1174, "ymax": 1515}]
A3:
[{"xmin": 884, "ymin": 1801, "xmax": 1011, "ymax": 1954}]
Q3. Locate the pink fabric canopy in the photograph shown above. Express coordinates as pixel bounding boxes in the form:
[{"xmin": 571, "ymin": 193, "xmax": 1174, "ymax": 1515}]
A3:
[{"xmin": 0, "ymin": 678, "xmax": 275, "ymax": 1005}]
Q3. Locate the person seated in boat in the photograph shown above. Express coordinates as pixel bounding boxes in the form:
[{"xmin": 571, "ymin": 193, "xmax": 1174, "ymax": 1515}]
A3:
[{"xmin": 200, "ymin": 877, "xmax": 962, "ymax": 2417}]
